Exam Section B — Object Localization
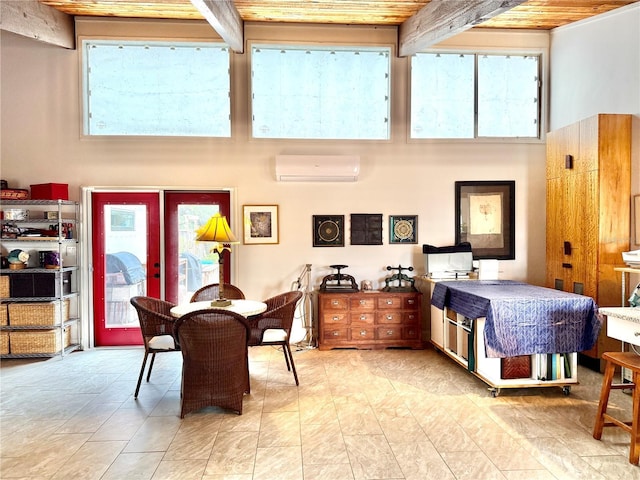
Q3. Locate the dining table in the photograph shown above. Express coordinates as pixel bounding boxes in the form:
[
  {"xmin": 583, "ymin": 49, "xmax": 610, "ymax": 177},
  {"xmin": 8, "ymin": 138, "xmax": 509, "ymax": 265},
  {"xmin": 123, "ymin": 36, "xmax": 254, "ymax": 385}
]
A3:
[{"xmin": 169, "ymin": 299, "xmax": 267, "ymax": 318}]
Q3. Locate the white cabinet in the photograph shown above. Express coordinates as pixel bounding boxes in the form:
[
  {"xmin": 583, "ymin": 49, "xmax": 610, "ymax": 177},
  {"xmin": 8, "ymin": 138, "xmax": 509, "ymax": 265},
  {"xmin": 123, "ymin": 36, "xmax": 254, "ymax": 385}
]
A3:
[
  {"xmin": 1, "ymin": 200, "xmax": 81, "ymax": 358},
  {"xmin": 424, "ymin": 277, "xmax": 578, "ymax": 397},
  {"xmin": 433, "ymin": 305, "xmax": 578, "ymax": 396}
]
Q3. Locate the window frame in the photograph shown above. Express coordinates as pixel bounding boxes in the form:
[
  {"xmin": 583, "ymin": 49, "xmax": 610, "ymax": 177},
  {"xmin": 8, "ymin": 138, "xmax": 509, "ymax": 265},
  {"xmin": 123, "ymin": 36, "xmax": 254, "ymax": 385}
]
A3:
[
  {"xmin": 248, "ymin": 40, "xmax": 394, "ymax": 142},
  {"xmin": 408, "ymin": 47, "xmax": 547, "ymax": 144},
  {"xmin": 79, "ymin": 37, "xmax": 232, "ymax": 139}
]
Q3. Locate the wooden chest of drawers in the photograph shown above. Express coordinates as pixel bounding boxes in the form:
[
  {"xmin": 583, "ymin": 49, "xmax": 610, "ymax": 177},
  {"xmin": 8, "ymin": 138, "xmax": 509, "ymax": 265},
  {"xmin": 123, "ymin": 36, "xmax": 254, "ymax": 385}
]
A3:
[{"xmin": 317, "ymin": 291, "xmax": 423, "ymax": 350}]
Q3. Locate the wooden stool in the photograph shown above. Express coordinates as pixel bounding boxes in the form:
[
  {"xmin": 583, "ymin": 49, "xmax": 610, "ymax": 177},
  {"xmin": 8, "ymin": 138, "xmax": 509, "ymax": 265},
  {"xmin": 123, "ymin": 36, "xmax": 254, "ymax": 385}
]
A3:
[{"xmin": 592, "ymin": 351, "xmax": 640, "ymax": 464}]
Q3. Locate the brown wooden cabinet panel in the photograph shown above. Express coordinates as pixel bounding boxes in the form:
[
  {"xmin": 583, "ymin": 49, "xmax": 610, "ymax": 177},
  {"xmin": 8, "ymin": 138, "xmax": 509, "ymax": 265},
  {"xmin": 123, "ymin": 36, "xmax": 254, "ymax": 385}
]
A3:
[
  {"xmin": 318, "ymin": 291, "xmax": 423, "ymax": 350},
  {"xmin": 546, "ymin": 113, "xmax": 631, "ymax": 370}
]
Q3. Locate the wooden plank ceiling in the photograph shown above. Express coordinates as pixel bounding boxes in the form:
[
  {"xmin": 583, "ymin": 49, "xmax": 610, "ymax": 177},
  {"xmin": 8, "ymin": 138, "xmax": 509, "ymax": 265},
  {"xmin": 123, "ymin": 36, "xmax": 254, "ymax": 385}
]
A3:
[
  {"xmin": 4, "ymin": 0, "xmax": 636, "ymax": 52},
  {"xmin": 38, "ymin": 0, "xmax": 638, "ymax": 29}
]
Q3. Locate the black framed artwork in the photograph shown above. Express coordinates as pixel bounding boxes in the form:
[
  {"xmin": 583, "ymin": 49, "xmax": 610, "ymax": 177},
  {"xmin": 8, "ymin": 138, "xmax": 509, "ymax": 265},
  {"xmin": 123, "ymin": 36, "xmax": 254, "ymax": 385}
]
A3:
[
  {"xmin": 313, "ymin": 215, "xmax": 345, "ymax": 247},
  {"xmin": 455, "ymin": 181, "xmax": 515, "ymax": 260},
  {"xmin": 350, "ymin": 214, "xmax": 383, "ymax": 245},
  {"xmin": 389, "ymin": 215, "xmax": 418, "ymax": 244}
]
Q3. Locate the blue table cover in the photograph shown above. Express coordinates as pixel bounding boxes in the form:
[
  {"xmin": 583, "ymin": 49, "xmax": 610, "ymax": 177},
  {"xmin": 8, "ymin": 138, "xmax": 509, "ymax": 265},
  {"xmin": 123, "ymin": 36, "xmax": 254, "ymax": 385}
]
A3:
[{"xmin": 431, "ymin": 280, "xmax": 602, "ymax": 358}]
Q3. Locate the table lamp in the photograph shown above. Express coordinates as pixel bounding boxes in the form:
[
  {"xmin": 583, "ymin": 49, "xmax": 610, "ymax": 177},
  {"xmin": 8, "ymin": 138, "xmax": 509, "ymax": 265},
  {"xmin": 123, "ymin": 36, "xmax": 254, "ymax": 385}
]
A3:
[{"xmin": 195, "ymin": 212, "xmax": 239, "ymax": 307}]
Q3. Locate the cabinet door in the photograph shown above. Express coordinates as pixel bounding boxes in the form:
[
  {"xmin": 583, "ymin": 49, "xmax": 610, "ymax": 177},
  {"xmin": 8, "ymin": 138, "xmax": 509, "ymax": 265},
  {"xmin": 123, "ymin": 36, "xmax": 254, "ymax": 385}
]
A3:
[
  {"xmin": 561, "ymin": 171, "xmax": 596, "ymax": 296},
  {"xmin": 546, "ymin": 177, "xmax": 565, "ymax": 290},
  {"xmin": 546, "ymin": 122, "xmax": 580, "ymax": 180}
]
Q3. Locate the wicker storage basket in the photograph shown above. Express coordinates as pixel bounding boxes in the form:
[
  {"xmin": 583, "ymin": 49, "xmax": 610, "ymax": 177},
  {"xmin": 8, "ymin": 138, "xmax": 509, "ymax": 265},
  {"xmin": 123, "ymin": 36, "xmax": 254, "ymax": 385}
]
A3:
[
  {"xmin": 8, "ymin": 300, "xmax": 69, "ymax": 326},
  {"xmin": 0, "ymin": 276, "xmax": 8, "ymax": 298},
  {"xmin": 0, "ymin": 331, "xmax": 8, "ymax": 354},
  {"xmin": 0, "ymin": 303, "xmax": 8, "ymax": 326},
  {"xmin": 10, "ymin": 327, "xmax": 70, "ymax": 354}
]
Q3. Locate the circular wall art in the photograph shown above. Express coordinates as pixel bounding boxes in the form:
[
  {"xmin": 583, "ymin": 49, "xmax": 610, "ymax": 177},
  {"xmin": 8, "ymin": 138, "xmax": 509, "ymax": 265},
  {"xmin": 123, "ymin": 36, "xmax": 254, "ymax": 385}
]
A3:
[
  {"xmin": 313, "ymin": 215, "xmax": 344, "ymax": 247},
  {"xmin": 390, "ymin": 215, "xmax": 418, "ymax": 244}
]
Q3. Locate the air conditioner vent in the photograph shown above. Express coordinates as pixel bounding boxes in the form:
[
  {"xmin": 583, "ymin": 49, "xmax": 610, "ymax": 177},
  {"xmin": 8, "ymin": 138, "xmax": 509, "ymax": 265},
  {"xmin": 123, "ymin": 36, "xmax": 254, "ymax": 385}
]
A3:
[{"xmin": 275, "ymin": 155, "xmax": 360, "ymax": 182}]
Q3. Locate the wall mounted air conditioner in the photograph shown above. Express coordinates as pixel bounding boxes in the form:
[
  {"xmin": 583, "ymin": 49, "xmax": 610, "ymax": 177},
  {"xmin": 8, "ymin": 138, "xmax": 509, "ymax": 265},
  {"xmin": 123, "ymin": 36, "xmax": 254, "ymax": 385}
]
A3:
[{"xmin": 275, "ymin": 155, "xmax": 360, "ymax": 182}]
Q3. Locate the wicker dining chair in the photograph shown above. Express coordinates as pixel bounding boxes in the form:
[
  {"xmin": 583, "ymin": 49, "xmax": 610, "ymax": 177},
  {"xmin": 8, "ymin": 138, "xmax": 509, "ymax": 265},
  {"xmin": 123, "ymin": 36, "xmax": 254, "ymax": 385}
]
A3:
[
  {"xmin": 174, "ymin": 309, "xmax": 251, "ymax": 417},
  {"xmin": 130, "ymin": 296, "xmax": 180, "ymax": 398},
  {"xmin": 189, "ymin": 283, "xmax": 246, "ymax": 302},
  {"xmin": 248, "ymin": 290, "xmax": 303, "ymax": 386}
]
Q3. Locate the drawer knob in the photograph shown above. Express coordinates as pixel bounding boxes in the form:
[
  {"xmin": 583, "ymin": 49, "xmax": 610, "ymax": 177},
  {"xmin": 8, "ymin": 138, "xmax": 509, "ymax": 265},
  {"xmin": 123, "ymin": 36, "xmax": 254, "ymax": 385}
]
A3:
[
  {"xmin": 332, "ymin": 331, "xmax": 339, "ymax": 336},
  {"xmin": 360, "ymin": 315, "xmax": 366, "ymax": 320},
  {"xmin": 332, "ymin": 300, "xmax": 339, "ymax": 305},
  {"xmin": 386, "ymin": 314, "xmax": 392, "ymax": 320},
  {"xmin": 408, "ymin": 314, "xmax": 415, "ymax": 320},
  {"xmin": 359, "ymin": 330, "xmax": 367, "ymax": 336},
  {"xmin": 408, "ymin": 299, "xmax": 415, "ymax": 305},
  {"xmin": 332, "ymin": 316, "xmax": 339, "ymax": 321},
  {"xmin": 386, "ymin": 300, "xmax": 393, "ymax": 305},
  {"xmin": 359, "ymin": 299, "xmax": 365, "ymax": 305},
  {"xmin": 386, "ymin": 330, "xmax": 394, "ymax": 336}
]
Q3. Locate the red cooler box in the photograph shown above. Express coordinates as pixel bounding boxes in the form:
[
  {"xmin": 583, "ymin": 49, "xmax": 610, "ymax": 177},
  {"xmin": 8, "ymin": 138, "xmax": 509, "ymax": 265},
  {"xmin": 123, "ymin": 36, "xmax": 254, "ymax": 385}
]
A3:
[{"xmin": 30, "ymin": 183, "xmax": 69, "ymax": 200}]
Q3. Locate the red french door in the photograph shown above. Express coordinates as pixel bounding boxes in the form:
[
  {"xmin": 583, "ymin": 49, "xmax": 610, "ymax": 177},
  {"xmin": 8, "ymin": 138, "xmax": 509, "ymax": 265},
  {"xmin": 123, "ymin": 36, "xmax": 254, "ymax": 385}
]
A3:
[
  {"xmin": 92, "ymin": 190, "xmax": 231, "ymax": 346},
  {"xmin": 164, "ymin": 191, "xmax": 231, "ymax": 304},
  {"xmin": 92, "ymin": 192, "xmax": 161, "ymax": 346}
]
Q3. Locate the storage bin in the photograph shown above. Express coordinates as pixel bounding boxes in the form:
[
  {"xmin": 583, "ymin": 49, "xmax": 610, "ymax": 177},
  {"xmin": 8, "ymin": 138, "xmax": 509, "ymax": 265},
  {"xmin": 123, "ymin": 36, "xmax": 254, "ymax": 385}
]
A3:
[
  {"xmin": 30, "ymin": 183, "xmax": 68, "ymax": 201},
  {"xmin": 501, "ymin": 355, "xmax": 532, "ymax": 379},
  {"xmin": 8, "ymin": 300, "xmax": 69, "ymax": 326},
  {"xmin": 3, "ymin": 209, "xmax": 28, "ymax": 220},
  {"xmin": 0, "ymin": 331, "xmax": 8, "ymax": 354},
  {"xmin": 10, "ymin": 327, "xmax": 70, "ymax": 354},
  {"xmin": 0, "ymin": 276, "xmax": 8, "ymax": 298},
  {"xmin": 0, "ymin": 303, "xmax": 8, "ymax": 326}
]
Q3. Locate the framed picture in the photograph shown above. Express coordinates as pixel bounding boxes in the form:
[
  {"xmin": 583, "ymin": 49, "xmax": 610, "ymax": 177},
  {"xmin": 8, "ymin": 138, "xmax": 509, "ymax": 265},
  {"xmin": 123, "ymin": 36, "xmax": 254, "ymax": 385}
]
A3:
[
  {"xmin": 350, "ymin": 213, "xmax": 383, "ymax": 245},
  {"xmin": 390, "ymin": 215, "xmax": 418, "ymax": 244},
  {"xmin": 243, "ymin": 205, "xmax": 279, "ymax": 244},
  {"xmin": 313, "ymin": 215, "xmax": 345, "ymax": 247},
  {"xmin": 455, "ymin": 181, "xmax": 515, "ymax": 260},
  {"xmin": 635, "ymin": 195, "xmax": 640, "ymax": 245}
]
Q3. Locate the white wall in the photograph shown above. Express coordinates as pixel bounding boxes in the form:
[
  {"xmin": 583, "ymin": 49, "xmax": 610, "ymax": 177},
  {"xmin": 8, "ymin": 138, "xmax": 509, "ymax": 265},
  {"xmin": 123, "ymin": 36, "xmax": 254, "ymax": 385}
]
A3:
[
  {"xmin": 4, "ymin": 6, "xmax": 639, "ymax": 317},
  {"xmin": 549, "ymin": 3, "xmax": 640, "ymax": 130},
  {"xmin": 1, "ymin": 20, "xmax": 552, "ymax": 308},
  {"xmin": 549, "ymin": 3, "xmax": 640, "ymax": 249}
]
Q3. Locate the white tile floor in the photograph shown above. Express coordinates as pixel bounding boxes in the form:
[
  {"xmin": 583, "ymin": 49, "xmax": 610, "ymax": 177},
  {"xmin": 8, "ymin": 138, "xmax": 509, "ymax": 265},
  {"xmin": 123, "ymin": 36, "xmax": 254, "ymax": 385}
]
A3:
[{"xmin": 0, "ymin": 345, "xmax": 638, "ymax": 479}]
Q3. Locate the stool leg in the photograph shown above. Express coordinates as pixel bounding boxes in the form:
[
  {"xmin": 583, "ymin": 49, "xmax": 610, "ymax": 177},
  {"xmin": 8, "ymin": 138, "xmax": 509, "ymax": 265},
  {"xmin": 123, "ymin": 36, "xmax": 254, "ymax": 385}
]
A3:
[
  {"xmin": 631, "ymin": 370, "xmax": 640, "ymax": 465},
  {"xmin": 593, "ymin": 359, "xmax": 616, "ymax": 440}
]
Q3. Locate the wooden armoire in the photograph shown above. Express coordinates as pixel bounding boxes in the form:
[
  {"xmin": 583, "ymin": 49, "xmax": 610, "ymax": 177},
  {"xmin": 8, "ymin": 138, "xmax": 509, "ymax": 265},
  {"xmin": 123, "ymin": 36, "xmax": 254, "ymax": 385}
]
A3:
[{"xmin": 546, "ymin": 113, "xmax": 632, "ymax": 371}]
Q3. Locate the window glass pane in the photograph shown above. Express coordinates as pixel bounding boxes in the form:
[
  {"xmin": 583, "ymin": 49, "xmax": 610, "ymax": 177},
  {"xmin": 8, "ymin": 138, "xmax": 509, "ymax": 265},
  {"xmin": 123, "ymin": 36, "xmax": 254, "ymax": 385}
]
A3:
[
  {"xmin": 478, "ymin": 54, "xmax": 539, "ymax": 137},
  {"xmin": 83, "ymin": 40, "xmax": 230, "ymax": 137},
  {"xmin": 104, "ymin": 204, "xmax": 147, "ymax": 328},
  {"xmin": 252, "ymin": 45, "xmax": 390, "ymax": 140},
  {"xmin": 410, "ymin": 53, "xmax": 475, "ymax": 139}
]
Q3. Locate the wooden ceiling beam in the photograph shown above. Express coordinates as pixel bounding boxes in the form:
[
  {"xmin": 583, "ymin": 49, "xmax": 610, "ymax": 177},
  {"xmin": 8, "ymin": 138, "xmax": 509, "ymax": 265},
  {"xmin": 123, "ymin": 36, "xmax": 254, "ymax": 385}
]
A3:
[
  {"xmin": 1, "ymin": 0, "xmax": 74, "ymax": 49},
  {"xmin": 398, "ymin": 0, "xmax": 528, "ymax": 57},
  {"xmin": 190, "ymin": 0, "xmax": 244, "ymax": 53}
]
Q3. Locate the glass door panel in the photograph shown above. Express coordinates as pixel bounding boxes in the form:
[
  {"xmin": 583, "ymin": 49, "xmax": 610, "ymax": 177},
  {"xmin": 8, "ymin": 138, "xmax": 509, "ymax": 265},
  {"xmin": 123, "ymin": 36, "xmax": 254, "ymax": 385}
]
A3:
[
  {"xmin": 164, "ymin": 191, "xmax": 231, "ymax": 304},
  {"xmin": 92, "ymin": 192, "xmax": 160, "ymax": 346}
]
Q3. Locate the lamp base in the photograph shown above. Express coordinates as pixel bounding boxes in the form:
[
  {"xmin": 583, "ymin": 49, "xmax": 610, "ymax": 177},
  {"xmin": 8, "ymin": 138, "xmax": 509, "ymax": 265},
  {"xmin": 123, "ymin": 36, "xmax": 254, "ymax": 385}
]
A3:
[{"xmin": 210, "ymin": 299, "xmax": 232, "ymax": 307}]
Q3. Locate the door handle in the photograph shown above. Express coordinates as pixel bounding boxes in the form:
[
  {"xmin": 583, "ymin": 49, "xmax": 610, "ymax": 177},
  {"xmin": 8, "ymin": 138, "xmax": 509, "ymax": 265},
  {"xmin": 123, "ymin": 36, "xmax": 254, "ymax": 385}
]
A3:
[
  {"xmin": 564, "ymin": 241, "xmax": 572, "ymax": 255},
  {"xmin": 562, "ymin": 263, "xmax": 572, "ymax": 268},
  {"xmin": 153, "ymin": 273, "xmax": 160, "ymax": 278}
]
